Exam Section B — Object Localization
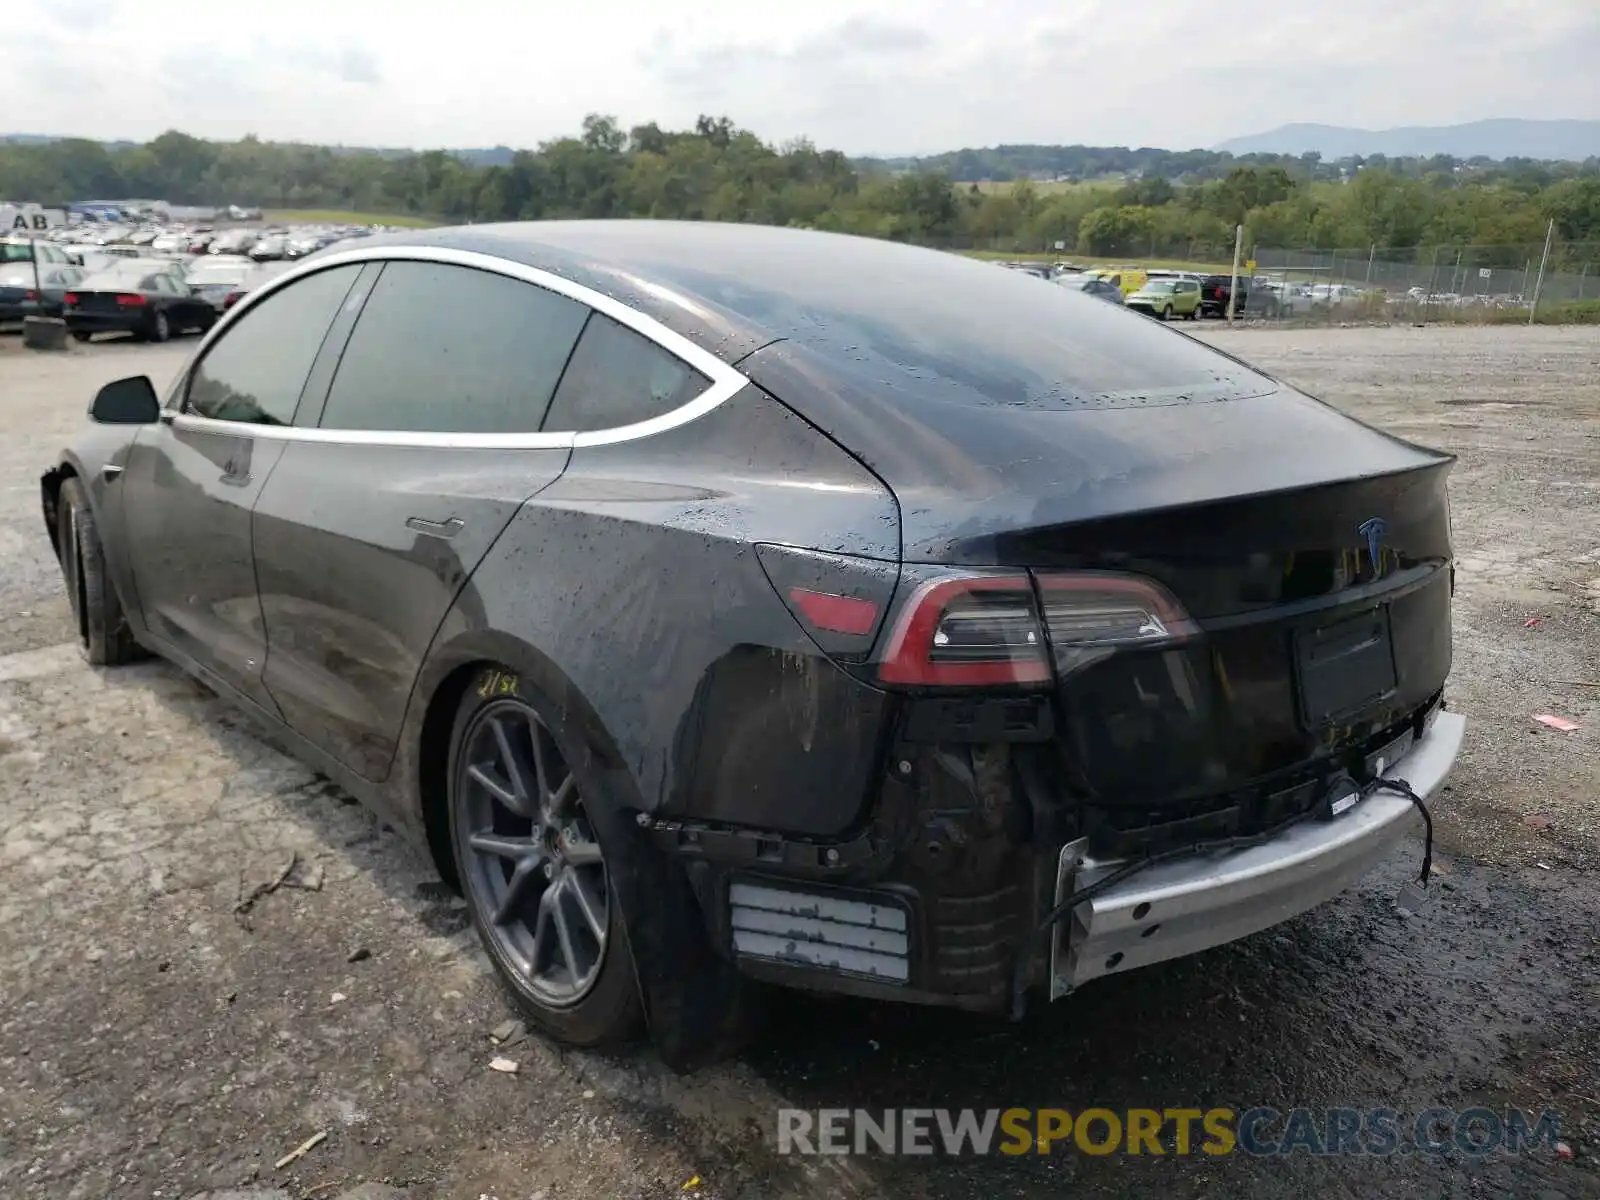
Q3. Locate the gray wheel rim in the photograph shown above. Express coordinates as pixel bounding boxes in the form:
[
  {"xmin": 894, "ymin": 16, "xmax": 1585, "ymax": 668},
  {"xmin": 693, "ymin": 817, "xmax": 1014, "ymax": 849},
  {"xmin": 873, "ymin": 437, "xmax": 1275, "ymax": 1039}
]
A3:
[
  {"xmin": 155, "ymin": 313, "xmax": 168, "ymax": 339},
  {"xmin": 455, "ymin": 698, "xmax": 609, "ymax": 1007}
]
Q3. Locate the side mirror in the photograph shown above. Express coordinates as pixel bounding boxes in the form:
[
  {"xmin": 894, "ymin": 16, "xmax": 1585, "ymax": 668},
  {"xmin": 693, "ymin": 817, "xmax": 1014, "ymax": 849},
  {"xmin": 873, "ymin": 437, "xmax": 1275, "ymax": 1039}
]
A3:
[{"xmin": 89, "ymin": 376, "xmax": 161, "ymax": 424}]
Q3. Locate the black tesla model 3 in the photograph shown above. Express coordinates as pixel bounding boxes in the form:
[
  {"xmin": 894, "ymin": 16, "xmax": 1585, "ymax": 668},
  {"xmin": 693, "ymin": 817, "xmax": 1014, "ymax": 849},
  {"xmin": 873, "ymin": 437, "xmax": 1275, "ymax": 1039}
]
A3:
[{"xmin": 43, "ymin": 222, "xmax": 1463, "ymax": 1065}]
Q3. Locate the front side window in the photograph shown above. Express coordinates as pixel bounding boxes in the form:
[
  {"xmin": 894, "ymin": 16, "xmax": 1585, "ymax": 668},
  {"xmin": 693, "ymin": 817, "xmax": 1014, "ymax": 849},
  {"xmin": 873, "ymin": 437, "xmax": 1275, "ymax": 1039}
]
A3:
[
  {"xmin": 542, "ymin": 312, "xmax": 709, "ymax": 434},
  {"xmin": 318, "ymin": 261, "xmax": 589, "ymax": 434},
  {"xmin": 186, "ymin": 264, "xmax": 361, "ymax": 426}
]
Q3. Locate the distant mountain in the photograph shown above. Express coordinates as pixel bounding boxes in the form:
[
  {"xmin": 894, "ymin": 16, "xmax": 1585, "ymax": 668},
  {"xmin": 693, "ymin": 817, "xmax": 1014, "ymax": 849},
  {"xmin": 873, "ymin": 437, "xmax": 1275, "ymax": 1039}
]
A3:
[{"xmin": 1215, "ymin": 119, "xmax": 1600, "ymax": 162}]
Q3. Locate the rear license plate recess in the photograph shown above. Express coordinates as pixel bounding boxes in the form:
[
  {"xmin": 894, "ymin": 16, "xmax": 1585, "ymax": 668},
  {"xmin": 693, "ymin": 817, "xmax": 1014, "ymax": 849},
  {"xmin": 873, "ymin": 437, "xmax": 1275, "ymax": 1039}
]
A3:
[{"xmin": 1294, "ymin": 607, "xmax": 1398, "ymax": 728}]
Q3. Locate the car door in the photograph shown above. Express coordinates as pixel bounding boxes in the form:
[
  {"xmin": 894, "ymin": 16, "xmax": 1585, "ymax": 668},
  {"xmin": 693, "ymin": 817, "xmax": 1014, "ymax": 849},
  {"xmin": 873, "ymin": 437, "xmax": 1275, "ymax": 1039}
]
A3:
[
  {"xmin": 252, "ymin": 257, "xmax": 590, "ymax": 780},
  {"xmin": 117, "ymin": 262, "xmax": 368, "ymax": 713}
]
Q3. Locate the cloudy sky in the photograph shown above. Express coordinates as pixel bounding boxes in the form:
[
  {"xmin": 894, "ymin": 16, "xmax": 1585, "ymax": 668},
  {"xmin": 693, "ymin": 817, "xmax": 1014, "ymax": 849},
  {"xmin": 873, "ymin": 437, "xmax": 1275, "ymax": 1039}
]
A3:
[{"xmin": 4, "ymin": 0, "xmax": 1597, "ymax": 155}]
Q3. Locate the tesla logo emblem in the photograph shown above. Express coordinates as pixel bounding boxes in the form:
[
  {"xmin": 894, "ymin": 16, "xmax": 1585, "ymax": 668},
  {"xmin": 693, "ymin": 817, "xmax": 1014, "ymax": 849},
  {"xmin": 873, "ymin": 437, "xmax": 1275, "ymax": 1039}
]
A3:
[{"xmin": 1359, "ymin": 517, "xmax": 1388, "ymax": 578}]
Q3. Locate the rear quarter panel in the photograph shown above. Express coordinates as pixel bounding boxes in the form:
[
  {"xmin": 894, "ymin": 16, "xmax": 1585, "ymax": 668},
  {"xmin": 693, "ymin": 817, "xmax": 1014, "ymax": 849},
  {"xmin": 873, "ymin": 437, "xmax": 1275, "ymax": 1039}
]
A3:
[{"xmin": 415, "ymin": 383, "xmax": 903, "ymax": 839}]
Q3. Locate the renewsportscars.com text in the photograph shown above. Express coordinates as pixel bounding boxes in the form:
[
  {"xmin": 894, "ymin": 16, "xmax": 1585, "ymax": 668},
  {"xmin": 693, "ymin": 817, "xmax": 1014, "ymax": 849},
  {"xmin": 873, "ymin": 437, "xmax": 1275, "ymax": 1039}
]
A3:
[{"xmin": 777, "ymin": 1107, "xmax": 1563, "ymax": 1158}]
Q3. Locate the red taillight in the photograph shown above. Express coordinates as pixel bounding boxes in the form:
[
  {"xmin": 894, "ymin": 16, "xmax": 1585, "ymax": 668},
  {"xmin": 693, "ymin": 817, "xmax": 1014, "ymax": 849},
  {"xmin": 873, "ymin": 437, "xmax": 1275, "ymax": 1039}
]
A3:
[
  {"xmin": 1215, "ymin": 287, "xmax": 1225, "ymax": 298},
  {"xmin": 24, "ymin": 289, "xmax": 38, "ymax": 301},
  {"xmin": 116, "ymin": 293, "xmax": 146, "ymax": 307},
  {"xmin": 63, "ymin": 292, "xmax": 78, "ymax": 305},
  {"xmin": 223, "ymin": 290, "xmax": 244, "ymax": 309},
  {"xmin": 787, "ymin": 587, "xmax": 879, "ymax": 636},
  {"xmin": 877, "ymin": 571, "xmax": 1196, "ymax": 688},
  {"xmin": 879, "ymin": 575, "xmax": 1050, "ymax": 687}
]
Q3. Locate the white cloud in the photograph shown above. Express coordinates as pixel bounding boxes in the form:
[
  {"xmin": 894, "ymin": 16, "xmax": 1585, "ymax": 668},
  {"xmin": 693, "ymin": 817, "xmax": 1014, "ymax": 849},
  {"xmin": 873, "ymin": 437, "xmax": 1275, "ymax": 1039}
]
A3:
[{"xmin": 1, "ymin": 0, "xmax": 1595, "ymax": 153}]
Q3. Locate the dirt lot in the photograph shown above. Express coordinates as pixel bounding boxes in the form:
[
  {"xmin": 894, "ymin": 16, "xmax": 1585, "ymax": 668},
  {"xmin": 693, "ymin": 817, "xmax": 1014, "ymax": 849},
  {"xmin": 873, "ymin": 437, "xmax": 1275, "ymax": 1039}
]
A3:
[{"xmin": 1, "ymin": 326, "xmax": 1596, "ymax": 1199}]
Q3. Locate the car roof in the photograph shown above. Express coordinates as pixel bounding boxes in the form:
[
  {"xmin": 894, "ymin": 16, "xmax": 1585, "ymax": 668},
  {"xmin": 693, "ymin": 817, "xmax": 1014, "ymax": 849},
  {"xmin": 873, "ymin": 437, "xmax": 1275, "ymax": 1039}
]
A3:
[
  {"xmin": 324, "ymin": 221, "xmax": 1283, "ymax": 399},
  {"xmin": 327, "ymin": 221, "xmax": 1214, "ymax": 371}
]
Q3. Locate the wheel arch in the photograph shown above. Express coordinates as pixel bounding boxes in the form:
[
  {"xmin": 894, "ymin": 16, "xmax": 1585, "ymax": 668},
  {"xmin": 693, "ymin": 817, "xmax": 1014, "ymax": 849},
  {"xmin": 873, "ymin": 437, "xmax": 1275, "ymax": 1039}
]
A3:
[
  {"xmin": 406, "ymin": 629, "xmax": 638, "ymax": 892},
  {"xmin": 41, "ymin": 458, "xmax": 82, "ymax": 562},
  {"xmin": 399, "ymin": 625, "xmax": 752, "ymax": 1068}
]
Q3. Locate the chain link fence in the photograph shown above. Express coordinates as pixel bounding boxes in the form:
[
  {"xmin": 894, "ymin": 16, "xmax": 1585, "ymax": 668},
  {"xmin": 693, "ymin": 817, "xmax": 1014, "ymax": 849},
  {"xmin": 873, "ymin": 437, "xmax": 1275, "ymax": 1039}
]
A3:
[
  {"xmin": 937, "ymin": 236, "xmax": 1600, "ymax": 324},
  {"xmin": 1247, "ymin": 242, "xmax": 1600, "ymax": 323}
]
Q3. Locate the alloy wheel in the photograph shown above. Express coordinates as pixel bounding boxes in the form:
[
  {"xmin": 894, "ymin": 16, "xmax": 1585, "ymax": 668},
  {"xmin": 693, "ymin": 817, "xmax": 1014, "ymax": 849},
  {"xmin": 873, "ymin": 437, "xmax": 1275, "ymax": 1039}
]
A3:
[{"xmin": 455, "ymin": 698, "xmax": 610, "ymax": 1007}]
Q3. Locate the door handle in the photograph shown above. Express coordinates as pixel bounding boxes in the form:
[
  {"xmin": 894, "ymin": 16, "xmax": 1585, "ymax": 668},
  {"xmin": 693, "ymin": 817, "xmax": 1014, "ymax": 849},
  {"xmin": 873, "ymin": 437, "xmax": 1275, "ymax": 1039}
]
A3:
[
  {"xmin": 406, "ymin": 516, "xmax": 464, "ymax": 539},
  {"xmin": 101, "ymin": 464, "xmax": 124, "ymax": 482}
]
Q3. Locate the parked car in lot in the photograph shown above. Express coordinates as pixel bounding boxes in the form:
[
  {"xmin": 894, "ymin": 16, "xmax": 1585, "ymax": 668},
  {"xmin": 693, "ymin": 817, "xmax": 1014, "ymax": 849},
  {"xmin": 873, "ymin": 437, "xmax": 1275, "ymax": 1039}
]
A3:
[
  {"xmin": 1125, "ymin": 277, "xmax": 1203, "ymax": 320},
  {"xmin": 1054, "ymin": 273, "xmax": 1125, "ymax": 305},
  {"xmin": 0, "ymin": 262, "xmax": 86, "ymax": 321},
  {"xmin": 62, "ymin": 265, "xmax": 218, "ymax": 342},
  {"xmin": 1085, "ymin": 265, "xmax": 1147, "ymax": 296},
  {"xmin": 1201, "ymin": 273, "xmax": 1278, "ymax": 318},
  {"xmin": 211, "ymin": 259, "xmax": 298, "ymax": 311},
  {"xmin": 250, "ymin": 234, "xmax": 289, "ymax": 261},
  {"xmin": 41, "ymin": 223, "xmax": 1462, "ymax": 1063},
  {"xmin": 183, "ymin": 256, "xmax": 259, "ymax": 312},
  {"xmin": 1, "ymin": 237, "xmax": 78, "ymax": 268},
  {"xmin": 210, "ymin": 229, "xmax": 258, "ymax": 256}
]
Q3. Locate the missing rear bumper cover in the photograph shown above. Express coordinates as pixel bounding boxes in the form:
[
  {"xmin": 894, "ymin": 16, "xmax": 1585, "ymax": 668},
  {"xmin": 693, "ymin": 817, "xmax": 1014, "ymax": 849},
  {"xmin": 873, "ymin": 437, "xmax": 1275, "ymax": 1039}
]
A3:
[{"xmin": 1043, "ymin": 709, "xmax": 1464, "ymax": 1003}]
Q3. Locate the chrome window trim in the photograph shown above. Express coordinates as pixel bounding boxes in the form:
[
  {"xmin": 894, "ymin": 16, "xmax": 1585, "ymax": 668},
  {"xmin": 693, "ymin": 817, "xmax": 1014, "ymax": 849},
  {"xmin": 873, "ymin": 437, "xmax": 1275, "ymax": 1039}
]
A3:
[{"xmin": 176, "ymin": 243, "xmax": 750, "ymax": 449}]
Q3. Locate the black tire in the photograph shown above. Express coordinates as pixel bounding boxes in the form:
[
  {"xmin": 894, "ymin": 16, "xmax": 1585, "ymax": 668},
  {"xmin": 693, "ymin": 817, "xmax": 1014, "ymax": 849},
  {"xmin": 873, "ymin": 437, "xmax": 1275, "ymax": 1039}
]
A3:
[
  {"xmin": 149, "ymin": 311, "xmax": 171, "ymax": 343},
  {"xmin": 447, "ymin": 667, "xmax": 642, "ymax": 1047},
  {"xmin": 57, "ymin": 477, "xmax": 143, "ymax": 666},
  {"xmin": 71, "ymin": 331, "xmax": 91, "ymax": 343},
  {"xmin": 1160, "ymin": 306, "xmax": 1172, "ymax": 321}
]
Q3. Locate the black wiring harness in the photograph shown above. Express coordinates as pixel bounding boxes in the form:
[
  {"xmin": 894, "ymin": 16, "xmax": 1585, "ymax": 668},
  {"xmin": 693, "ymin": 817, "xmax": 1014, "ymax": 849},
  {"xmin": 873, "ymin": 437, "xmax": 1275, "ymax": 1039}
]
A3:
[{"xmin": 1008, "ymin": 775, "xmax": 1436, "ymax": 1019}]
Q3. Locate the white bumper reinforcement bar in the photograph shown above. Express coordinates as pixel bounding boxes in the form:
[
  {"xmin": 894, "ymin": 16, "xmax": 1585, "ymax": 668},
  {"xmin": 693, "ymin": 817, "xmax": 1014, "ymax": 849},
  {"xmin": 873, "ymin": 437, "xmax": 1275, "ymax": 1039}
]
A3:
[{"xmin": 1050, "ymin": 710, "xmax": 1466, "ymax": 998}]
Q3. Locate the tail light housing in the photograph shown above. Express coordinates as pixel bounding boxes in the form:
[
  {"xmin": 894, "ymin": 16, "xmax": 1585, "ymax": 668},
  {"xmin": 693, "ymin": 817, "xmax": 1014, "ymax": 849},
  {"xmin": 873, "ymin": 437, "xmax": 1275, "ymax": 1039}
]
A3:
[
  {"xmin": 877, "ymin": 571, "xmax": 1196, "ymax": 689},
  {"xmin": 880, "ymin": 575, "xmax": 1049, "ymax": 686},
  {"xmin": 63, "ymin": 292, "xmax": 78, "ymax": 306},
  {"xmin": 116, "ymin": 293, "xmax": 146, "ymax": 307},
  {"xmin": 223, "ymin": 290, "xmax": 245, "ymax": 309},
  {"xmin": 1035, "ymin": 572, "xmax": 1198, "ymax": 677},
  {"xmin": 23, "ymin": 289, "xmax": 38, "ymax": 301}
]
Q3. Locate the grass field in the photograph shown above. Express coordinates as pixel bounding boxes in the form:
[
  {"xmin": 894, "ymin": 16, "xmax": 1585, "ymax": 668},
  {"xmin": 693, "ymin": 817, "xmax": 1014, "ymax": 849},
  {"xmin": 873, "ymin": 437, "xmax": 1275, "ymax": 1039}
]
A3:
[
  {"xmin": 264, "ymin": 208, "xmax": 435, "ymax": 228},
  {"xmin": 964, "ymin": 178, "xmax": 1124, "ymax": 196}
]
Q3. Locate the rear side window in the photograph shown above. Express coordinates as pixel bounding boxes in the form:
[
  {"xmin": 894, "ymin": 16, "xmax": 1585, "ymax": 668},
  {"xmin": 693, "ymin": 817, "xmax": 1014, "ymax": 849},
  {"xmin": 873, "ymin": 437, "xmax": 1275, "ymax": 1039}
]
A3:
[
  {"xmin": 187, "ymin": 264, "xmax": 361, "ymax": 426},
  {"xmin": 542, "ymin": 312, "xmax": 709, "ymax": 433},
  {"xmin": 317, "ymin": 261, "xmax": 588, "ymax": 434}
]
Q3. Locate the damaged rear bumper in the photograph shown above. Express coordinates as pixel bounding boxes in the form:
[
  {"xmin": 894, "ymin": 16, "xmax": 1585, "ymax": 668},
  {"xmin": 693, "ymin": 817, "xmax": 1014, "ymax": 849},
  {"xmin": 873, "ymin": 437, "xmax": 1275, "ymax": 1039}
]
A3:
[{"xmin": 1050, "ymin": 709, "xmax": 1465, "ymax": 996}]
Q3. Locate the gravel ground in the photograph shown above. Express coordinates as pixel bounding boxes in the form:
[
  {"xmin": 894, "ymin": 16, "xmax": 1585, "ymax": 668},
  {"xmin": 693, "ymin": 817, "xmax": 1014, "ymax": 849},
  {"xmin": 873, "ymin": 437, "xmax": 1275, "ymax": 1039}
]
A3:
[{"xmin": 0, "ymin": 325, "xmax": 1596, "ymax": 1199}]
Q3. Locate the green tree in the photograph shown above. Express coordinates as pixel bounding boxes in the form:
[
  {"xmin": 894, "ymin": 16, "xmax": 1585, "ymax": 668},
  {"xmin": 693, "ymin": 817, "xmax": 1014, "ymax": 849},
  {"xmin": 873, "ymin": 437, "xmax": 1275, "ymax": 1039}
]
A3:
[{"xmin": 1076, "ymin": 207, "xmax": 1155, "ymax": 256}]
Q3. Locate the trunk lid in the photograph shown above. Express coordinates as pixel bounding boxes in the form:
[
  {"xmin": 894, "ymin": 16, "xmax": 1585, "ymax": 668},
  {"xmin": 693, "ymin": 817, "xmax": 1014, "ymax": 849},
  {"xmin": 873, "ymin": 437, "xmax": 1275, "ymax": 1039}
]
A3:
[
  {"xmin": 740, "ymin": 333, "xmax": 1456, "ymax": 855},
  {"xmin": 75, "ymin": 289, "xmax": 136, "ymax": 313},
  {"xmin": 1027, "ymin": 462, "xmax": 1454, "ymax": 855}
]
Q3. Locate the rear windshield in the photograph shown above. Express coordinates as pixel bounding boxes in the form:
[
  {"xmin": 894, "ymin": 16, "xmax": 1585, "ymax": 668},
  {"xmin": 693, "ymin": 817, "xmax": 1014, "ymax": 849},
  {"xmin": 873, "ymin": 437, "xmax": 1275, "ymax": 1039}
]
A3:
[{"xmin": 550, "ymin": 229, "xmax": 1273, "ymax": 411}]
